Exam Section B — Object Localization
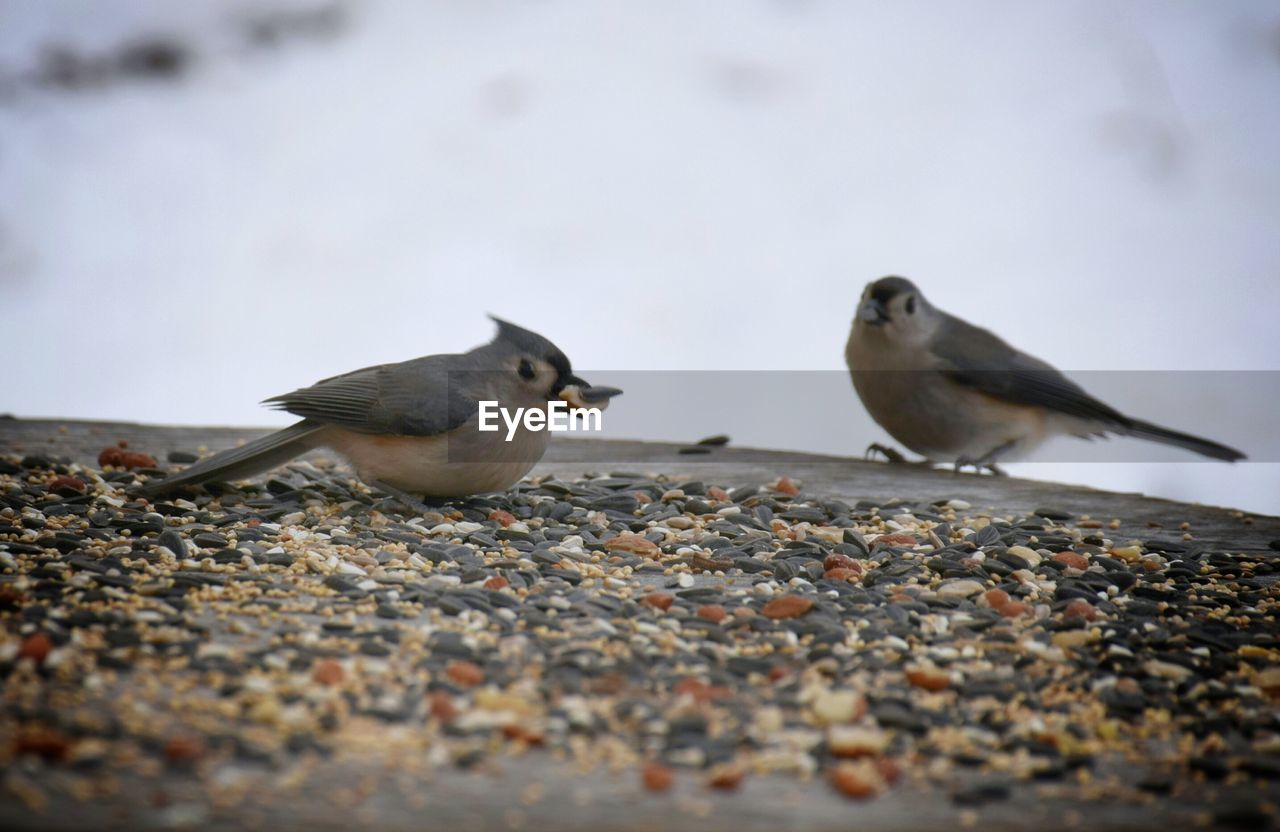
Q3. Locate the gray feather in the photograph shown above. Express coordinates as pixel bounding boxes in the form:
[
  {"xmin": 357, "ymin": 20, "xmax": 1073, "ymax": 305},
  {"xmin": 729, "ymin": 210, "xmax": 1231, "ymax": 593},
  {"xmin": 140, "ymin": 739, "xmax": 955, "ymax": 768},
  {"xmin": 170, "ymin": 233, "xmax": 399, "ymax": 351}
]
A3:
[
  {"xmin": 1121, "ymin": 418, "xmax": 1245, "ymax": 462},
  {"xmin": 932, "ymin": 315, "xmax": 1130, "ymax": 426},
  {"xmin": 263, "ymin": 355, "xmax": 478, "ymax": 436},
  {"xmin": 931, "ymin": 315, "xmax": 1244, "ymax": 461},
  {"xmin": 139, "ymin": 421, "xmax": 324, "ymax": 494}
]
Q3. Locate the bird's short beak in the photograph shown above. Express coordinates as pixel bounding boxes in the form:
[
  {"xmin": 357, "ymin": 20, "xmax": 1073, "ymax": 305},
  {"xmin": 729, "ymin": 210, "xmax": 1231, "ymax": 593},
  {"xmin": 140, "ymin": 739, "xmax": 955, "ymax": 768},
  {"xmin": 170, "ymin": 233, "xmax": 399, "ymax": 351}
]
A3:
[
  {"xmin": 858, "ymin": 298, "xmax": 889, "ymax": 325},
  {"xmin": 558, "ymin": 376, "xmax": 623, "ymax": 409}
]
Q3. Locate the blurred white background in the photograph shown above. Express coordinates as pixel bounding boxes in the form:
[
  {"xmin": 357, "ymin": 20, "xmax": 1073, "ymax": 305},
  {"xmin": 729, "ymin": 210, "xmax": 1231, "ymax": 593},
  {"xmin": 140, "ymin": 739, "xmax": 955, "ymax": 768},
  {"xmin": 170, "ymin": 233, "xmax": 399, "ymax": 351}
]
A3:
[{"xmin": 2, "ymin": 1, "xmax": 1277, "ymax": 513}]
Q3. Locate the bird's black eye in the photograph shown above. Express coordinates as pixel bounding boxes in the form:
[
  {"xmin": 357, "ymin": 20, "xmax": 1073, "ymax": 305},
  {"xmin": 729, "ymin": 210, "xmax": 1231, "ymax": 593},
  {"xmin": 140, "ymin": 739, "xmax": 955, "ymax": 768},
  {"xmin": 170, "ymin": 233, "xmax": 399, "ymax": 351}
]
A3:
[
  {"xmin": 517, "ymin": 359, "xmax": 536, "ymax": 381},
  {"xmin": 905, "ymin": 296, "xmax": 916, "ymax": 315}
]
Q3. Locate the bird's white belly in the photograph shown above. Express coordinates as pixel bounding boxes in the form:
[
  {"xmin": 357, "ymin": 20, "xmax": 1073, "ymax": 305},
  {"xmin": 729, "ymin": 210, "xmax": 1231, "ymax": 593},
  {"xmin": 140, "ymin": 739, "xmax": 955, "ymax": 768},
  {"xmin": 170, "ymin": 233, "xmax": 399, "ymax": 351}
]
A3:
[{"xmin": 319, "ymin": 424, "xmax": 550, "ymax": 497}]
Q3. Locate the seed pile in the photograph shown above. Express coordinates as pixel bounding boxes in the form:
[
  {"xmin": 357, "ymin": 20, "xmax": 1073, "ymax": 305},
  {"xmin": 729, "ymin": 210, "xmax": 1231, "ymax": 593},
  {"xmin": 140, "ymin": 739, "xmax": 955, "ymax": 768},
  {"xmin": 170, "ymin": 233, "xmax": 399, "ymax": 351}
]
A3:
[{"xmin": 1, "ymin": 450, "xmax": 1278, "ymax": 823}]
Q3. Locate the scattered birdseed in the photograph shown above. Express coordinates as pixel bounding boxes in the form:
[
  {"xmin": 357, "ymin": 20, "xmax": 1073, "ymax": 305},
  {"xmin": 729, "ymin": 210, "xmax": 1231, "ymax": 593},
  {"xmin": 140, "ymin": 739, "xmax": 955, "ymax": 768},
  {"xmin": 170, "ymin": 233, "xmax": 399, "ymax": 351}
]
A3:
[{"xmin": 0, "ymin": 449, "xmax": 1277, "ymax": 825}]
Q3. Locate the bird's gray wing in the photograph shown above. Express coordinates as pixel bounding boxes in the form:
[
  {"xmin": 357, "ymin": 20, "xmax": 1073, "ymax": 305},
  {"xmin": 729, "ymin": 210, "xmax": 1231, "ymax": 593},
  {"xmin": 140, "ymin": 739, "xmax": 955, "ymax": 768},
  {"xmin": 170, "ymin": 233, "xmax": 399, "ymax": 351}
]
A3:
[
  {"xmin": 263, "ymin": 354, "xmax": 476, "ymax": 436},
  {"xmin": 931, "ymin": 316, "xmax": 1129, "ymax": 427},
  {"xmin": 139, "ymin": 421, "xmax": 325, "ymax": 494}
]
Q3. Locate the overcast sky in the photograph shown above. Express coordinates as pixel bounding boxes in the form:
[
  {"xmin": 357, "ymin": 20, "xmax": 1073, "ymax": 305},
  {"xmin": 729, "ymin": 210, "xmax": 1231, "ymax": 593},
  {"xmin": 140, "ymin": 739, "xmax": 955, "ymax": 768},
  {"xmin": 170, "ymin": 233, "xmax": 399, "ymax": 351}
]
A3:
[{"xmin": 2, "ymin": 0, "xmax": 1277, "ymax": 512}]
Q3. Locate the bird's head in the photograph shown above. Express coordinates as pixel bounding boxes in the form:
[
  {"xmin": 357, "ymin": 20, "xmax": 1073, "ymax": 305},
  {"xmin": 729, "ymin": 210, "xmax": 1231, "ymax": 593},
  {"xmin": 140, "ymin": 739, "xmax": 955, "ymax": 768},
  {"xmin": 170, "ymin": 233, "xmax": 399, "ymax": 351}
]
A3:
[
  {"xmin": 488, "ymin": 316, "xmax": 622, "ymax": 409},
  {"xmin": 854, "ymin": 276, "xmax": 939, "ymax": 347}
]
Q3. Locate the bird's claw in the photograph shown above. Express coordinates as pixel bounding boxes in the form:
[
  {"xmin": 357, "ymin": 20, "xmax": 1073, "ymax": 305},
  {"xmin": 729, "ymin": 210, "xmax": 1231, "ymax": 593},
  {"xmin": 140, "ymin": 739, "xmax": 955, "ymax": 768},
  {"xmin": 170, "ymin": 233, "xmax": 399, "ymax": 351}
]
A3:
[
  {"xmin": 952, "ymin": 458, "xmax": 1007, "ymax": 476},
  {"xmin": 865, "ymin": 443, "xmax": 908, "ymax": 464}
]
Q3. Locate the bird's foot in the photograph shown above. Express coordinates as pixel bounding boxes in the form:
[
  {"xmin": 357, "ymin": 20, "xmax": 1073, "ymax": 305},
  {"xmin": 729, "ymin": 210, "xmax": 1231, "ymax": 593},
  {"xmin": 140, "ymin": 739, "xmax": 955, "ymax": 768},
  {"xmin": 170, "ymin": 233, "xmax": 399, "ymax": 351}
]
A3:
[
  {"xmin": 865, "ymin": 443, "xmax": 908, "ymax": 464},
  {"xmin": 952, "ymin": 458, "xmax": 1008, "ymax": 476},
  {"xmin": 371, "ymin": 480, "xmax": 440, "ymax": 516}
]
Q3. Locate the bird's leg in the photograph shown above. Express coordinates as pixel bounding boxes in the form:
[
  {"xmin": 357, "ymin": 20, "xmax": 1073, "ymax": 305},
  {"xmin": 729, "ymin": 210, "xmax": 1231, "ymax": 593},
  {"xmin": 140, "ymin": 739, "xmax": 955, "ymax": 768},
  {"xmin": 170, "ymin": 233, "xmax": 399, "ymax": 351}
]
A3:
[
  {"xmin": 954, "ymin": 441, "xmax": 1016, "ymax": 476},
  {"xmin": 976, "ymin": 440, "xmax": 1017, "ymax": 477},
  {"xmin": 371, "ymin": 480, "xmax": 440, "ymax": 516},
  {"xmin": 865, "ymin": 443, "xmax": 908, "ymax": 464}
]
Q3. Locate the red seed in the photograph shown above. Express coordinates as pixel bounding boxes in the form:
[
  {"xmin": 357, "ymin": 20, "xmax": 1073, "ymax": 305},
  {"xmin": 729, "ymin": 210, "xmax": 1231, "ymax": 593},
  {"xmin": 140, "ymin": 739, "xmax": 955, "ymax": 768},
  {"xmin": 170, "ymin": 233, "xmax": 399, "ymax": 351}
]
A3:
[
  {"xmin": 488, "ymin": 510, "xmax": 517, "ymax": 527},
  {"xmin": 823, "ymin": 554, "xmax": 861, "ymax": 572},
  {"xmin": 642, "ymin": 762, "xmax": 674, "ymax": 792},
  {"xmin": 163, "ymin": 736, "xmax": 204, "ymax": 766},
  {"xmin": 673, "ymin": 677, "xmax": 730, "ymax": 703},
  {"xmin": 1064, "ymin": 598, "xmax": 1097, "ymax": 622},
  {"xmin": 311, "ymin": 659, "xmax": 344, "ymax": 686},
  {"xmin": 501, "ymin": 723, "xmax": 544, "ymax": 745},
  {"xmin": 48, "ymin": 475, "xmax": 86, "ymax": 496},
  {"xmin": 642, "ymin": 592, "xmax": 674, "ymax": 611},
  {"xmin": 1052, "ymin": 551, "xmax": 1089, "ymax": 570},
  {"xmin": 824, "ymin": 567, "xmax": 860, "ymax": 582},
  {"xmin": 707, "ymin": 763, "xmax": 746, "ymax": 790},
  {"xmin": 761, "ymin": 595, "xmax": 814, "ymax": 619},
  {"xmin": 99, "ymin": 445, "xmax": 155, "ymax": 469},
  {"xmin": 707, "ymin": 486, "xmax": 730, "ymax": 502},
  {"xmin": 428, "ymin": 692, "xmax": 457, "ymax": 723},
  {"xmin": 983, "ymin": 587, "xmax": 1032, "ymax": 618},
  {"xmin": 14, "ymin": 728, "xmax": 71, "ymax": 763},
  {"xmin": 829, "ymin": 761, "xmax": 883, "ymax": 799},
  {"xmin": 774, "ymin": 477, "xmax": 800, "ymax": 496},
  {"xmin": 906, "ymin": 666, "xmax": 951, "ymax": 692},
  {"xmin": 876, "ymin": 533, "xmax": 917, "ymax": 547},
  {"xmin": 445, "ymin": 660, "xmax": 485, "ymax": 687},
  {"xmin": 484, "ymin": 576, "xmax": 509, "ymax": 590},
  {"xmin": 605, "ymin": 534, "xmax": 660, "ymax": 557},
  {"xmin": 120, "ymin": 451, "xmax": 157, "ymax": 469},
  {"xmin": 19, "ymin": 633, "xmax": 53, "ymax": 665},
  {"xmin": 696, "ymin": 604, "xmax": 726, "ymax": 623}
]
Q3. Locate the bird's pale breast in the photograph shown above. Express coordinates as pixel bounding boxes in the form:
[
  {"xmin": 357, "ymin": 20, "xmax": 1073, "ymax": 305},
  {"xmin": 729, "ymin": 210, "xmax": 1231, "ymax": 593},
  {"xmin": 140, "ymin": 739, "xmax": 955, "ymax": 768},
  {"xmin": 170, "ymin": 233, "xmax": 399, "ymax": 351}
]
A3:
[{"xmin": 320, "ymin": 421, "xmax": 551, "ymax": 497}]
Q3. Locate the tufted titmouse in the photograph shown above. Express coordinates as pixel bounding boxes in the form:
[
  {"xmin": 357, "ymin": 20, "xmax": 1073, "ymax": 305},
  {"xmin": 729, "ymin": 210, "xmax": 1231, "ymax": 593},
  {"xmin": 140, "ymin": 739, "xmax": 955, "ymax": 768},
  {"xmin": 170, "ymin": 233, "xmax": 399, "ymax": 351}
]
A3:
[
  {"xmin": 845, "ymin": 276, "xmax": 1244, "ymax": 473},
  {"xmin": 140, "ymin": 318, "xmax": 621, "ymax": 499}
]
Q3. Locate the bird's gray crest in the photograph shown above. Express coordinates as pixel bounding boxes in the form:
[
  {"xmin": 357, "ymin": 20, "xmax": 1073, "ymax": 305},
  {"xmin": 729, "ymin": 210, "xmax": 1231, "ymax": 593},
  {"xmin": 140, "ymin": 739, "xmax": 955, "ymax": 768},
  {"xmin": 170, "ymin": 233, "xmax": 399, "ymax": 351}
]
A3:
[
  {"xmin": 487, "ymin": 315, "xmax": 572, "ymax": 375},
  {"xmin": 489, "ymin": 315, "xmax": 560, "ymax": 355},
  {"xmin": 867, "ymin": 275, "xmax": 920, "ymax": 305}
]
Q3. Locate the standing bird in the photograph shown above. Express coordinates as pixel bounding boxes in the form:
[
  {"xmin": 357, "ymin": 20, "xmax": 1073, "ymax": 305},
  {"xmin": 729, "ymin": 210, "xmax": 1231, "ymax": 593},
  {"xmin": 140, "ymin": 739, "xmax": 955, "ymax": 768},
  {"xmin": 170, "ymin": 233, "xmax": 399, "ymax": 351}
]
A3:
[
  {"xmin": 845, "ymin": 276, "xmax": 1244, "ymax": 473},
  {"xmin": 140, "ymin": 318, "xmax": 621, "ymax": 501}
]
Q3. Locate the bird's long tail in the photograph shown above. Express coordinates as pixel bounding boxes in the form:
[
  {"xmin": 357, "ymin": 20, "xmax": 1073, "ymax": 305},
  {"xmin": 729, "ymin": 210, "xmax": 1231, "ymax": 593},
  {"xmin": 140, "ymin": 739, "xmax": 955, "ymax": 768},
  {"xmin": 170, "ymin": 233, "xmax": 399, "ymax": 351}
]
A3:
[
  {"xmin": 1120, "ymin": 418, "xmax": 1245, "ymax": 462},
  {"xmin": 138, "ymin": 421, "xmax": 326, "ymax": 495}
]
